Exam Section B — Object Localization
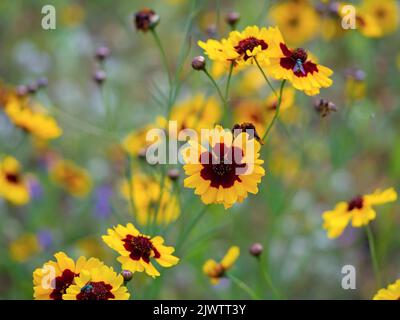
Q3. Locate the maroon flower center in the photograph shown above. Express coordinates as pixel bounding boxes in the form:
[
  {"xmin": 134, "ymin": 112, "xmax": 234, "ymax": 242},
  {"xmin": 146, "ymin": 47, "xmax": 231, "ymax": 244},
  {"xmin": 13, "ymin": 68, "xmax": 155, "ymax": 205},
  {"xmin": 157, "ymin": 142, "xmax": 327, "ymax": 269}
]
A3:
[
  {"xmin": 279, "ymin": 43, "xmax": 318, "ymax": 77},
  {"xmin": 347, "ymin": 196, "xmax": 364, "ymax": 211},
  {"xmin": 76, "ymin": 281, "xmax": 115, "ymax": 300},
  {"xmin": 291, "ymin": 48, "xmax": 308, "ymax": 62},
  {"xmin": 5, "ymin": 172, "xmax": 20, "ymax": 184},
  {"xmin": 122, "ymin": 235, "xmax": 160, "ymax": 264},
  {"xmin": 234, "ymin": 37, "xmax": 268, "ymax": 61},
  {"xmin": 288, "ymin": 17, "xmax": 300, "ymax": 27},
  {"xmin": 49, "ymin": 269, "xmax": 77, "ymax": 300},
  {"xmin": 199, "ymin": 143, "xmax": 247, "ymax": 189}
]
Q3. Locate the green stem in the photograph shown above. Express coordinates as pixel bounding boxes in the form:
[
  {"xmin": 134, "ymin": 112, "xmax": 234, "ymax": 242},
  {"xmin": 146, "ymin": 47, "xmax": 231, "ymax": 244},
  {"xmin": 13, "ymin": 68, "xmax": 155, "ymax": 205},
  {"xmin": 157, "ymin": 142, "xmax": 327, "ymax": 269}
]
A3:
[
  {"xmin": 254, "ymin": 57, "xmax": 278, "ymax": 98},
  {"xmin": 225, "ymin": 62, "xmax": 234, "ymax": 103},
  {"xmin": 257, "ymin": 257, "xmax": 282, "ymax": 299},
  {"xmin": 151, "ymin": 28, "xmax": 172, "ymax": 87},
  {"xmin": 202, "ymin": 69, "xmax": 227, "ymax": 112},
  {"xmin": 366, "ymin": 225, "xmax": 382, "ymax": 289},
  {"xmin": 227, "ymin": 273, "xmax": 260, "ymax": 300},
  {"xmin": 125, "ymin": 154, "xmax": 136, "ymax": 218},
  {"xmin": 261, "ymin": 80, "xmax": 286, "ymax": 142},
  {"xmin": 176, "ymin": 205, "xmax": 208, "ymax": 252}
]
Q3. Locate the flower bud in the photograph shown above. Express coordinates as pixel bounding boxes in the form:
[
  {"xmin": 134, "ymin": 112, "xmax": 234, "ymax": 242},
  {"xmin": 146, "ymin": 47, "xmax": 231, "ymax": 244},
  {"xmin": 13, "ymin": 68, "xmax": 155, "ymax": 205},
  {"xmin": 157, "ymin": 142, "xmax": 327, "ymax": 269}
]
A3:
[
  {"xmin": 225, "ymin": 12, "xmax": 240, "ymax": 28},
  {"xmin": 314, "ymin": 99, "xmax": 337, "ymax": 118},
  {"xmin": 93, "ymin": 70, "xmax": 107, "ymax": 85},
  {"xmin": 95, "ymin": 46, "xmax": 111, "ymax": 61},
  {"xmin": 121, "ymin": 270, "xmax": 133, "ymax": 282},
  {"xmin": 167, "ymin": 168, "xmax": 180, "ymax": 181},
  {"xmin": 191, "ymin": 56, "xmax": 206, "ymax": 71},
  {"xmin": 16, "ymin": 85, "xmax": 28, "ymax": 97},
  {"xmin": 27, "ymin": 83, "xmax": 38, "ymax": 94},
  {"xmin": 249, "ymin": 243, "xmax": 263, "ymax": 257},
  {"xmin": 134, "ymin": 8, "xmax": 159, "ymax": 32},
  {"xmin": 36, "ymin": 77, "xmax": 48, "ymax": 89}
]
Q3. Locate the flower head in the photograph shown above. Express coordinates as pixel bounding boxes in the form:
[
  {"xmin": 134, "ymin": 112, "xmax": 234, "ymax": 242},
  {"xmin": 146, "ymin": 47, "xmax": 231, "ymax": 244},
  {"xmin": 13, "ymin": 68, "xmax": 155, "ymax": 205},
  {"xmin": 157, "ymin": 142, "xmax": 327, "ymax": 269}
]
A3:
[
  {"xmin": 373, "ymin": 279, "xmax": 400, "ymax": 300},
  {"xmin": 203, "ymin": 246, "xmax": 240, "ymax": 284},
  {"xmin": 360, "ymin": 0, "xmax": 398, "ymax": 36},
  {"xmin": 322, "ymin": 188, "xmax": 397, "ymax": 239},
  {"xmin": 134, "ymin": 8, "xmax": 159, "ymax": 32},
  {"xmin": 102, "ymin": 223, "xmax": 179, "ymax": 278},
  {"xmin": 199, "ymin": 26, "xmax": 283, "ymax": 67},
  {"xmin": 268, "ymin": 44, "xmax": 333, "ymax": 96},
  {"xmin": 269, "ymin": 0, "xmax": 320, "ymax": 46},
  {"xmin": 0, "ymin": 156, "xmax": 30, "ymax": 205},
  {"xmin": 120, "ymin": 173, "xmax": 180, "ymax": 226},
  {"xmin": 33, "ymin": 252, "xmax": 103, "ymax": 300},
  {"xmin": 10, "ymin": 233, "xmax": 40, "ymax": 262},
  {"xmin": 63, "ymin": 265, "xmax": 129, "ymax": 300},
  {"xmin": 49, "ymin": 159, "xmax": 92, "ymax": 197},
  {"xmin": 4, "ymin": 95, "xmax": 62, "ymax": 140},
  {"xmin": 182, "ymin": 125, "xmax": 265, "ymax": 209}
]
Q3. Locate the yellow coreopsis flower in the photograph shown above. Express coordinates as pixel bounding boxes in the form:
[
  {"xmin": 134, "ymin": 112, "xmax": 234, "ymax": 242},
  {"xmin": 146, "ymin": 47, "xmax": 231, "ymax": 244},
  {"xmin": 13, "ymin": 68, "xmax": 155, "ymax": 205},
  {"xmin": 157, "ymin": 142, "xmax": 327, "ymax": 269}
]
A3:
[
  {"xmin": 360, "ymin": 0, "xmax": 398, "ymax": 36},
  {"xmin": 63, "ymin": 265, "xmax": 129, "ymax": 300},
  {"xmin": 5, "ymin": 95, "xmax": 62, "ymax": 140},
  {"xmin": 168, "ymin": 94, "xmax": 221, "ymax": 134},
  {"xmin": 120, "ymin": 173, "xmax": 180, "ymax": 226},
  {"xmin": 49, "ymin": 159, "xmax": 92, "ymax": 197},
  {"xmin": 268, "ymin": 43, "xmax": 333, "ymax": 96},
  {"xmin": 269, "ymin": 0, "xmax": 320, "ymax": 46},
  {"xmin": 322, "ymin": 188, "xmax": 397, "ymax": 239},
  {"xmin": 9, "ymin": 233, "xmax": 40, "ymax": 262},
  {"xmin": 33, "ymin": 252, "xmax": 103, "ymax": 300},
  {"xmin": 199, "ymin": 26, "xmax": 284, "ymax": 67},
  {"xmin": 182, "ymin": 125, "xmax": 265, "ymax": 209},
  {"xmin": 203, "ymin": 246, "xmax": 240, "ymax": 284},
  {"xmin": 102, "ymin": 223, "xmax": 179, "ymax": 278},
  {"xmin": 234, "ymin": 88, "xmax": 295, "ymax": 135},
  {"xmin": 122, "ymin": 123, "xmax": 163, "ymax": 157},
  {"xmin": 0, "ymin": 156, "xmax": 30, "ymax": 205},
  {"xmin": 373, "ymin": 279, "xmax": 400, "ymax": 300}
]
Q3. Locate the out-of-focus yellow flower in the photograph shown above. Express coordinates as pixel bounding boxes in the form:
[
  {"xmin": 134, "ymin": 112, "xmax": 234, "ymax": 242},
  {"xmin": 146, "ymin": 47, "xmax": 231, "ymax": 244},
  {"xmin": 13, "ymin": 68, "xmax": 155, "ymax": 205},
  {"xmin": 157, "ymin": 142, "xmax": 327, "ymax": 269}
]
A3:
[
  {"xmin": 345, "ymin": 78, "xmax": 366, "ymax": 101},
  {"xmin": 268, "ymin": 44, "xmax": 333, "ymax": 96},
  {"xmin": 4, "ymin": 96, "xmax": 62, "ymax": 140},
  {"xmin": 120, "ymin": 173, "xmax": 180, "ymax": 226},
  {"xmin": 76, "ymin": 237, "xmax": 108, "ymax": 261},
  {"xmin": 269, "ymin": 147, "xmax": 301, "ymax": 183},
  {"xmin": 182, "ymin": 125, "xmax": 265, "ymax": 209},
  {"xmin": 33, "ymin": 251, "xmax": 104, "ymax": 300},
  {"xmin": 122, "ymin": 123, "xmax": 162, "ymax": 157},
  {"xmin": 166, "ymin": 94, "xmax": 221, "ymax": 135},
  {"xmin": 49, "ymin": 159, "xmax": 92, "ymax": 197},
  {"xmin": 0, "ymin": 156, "xmax": 30, "ymax": 205},
  {"xmin": 322, "ymin": 188, "xmax": 397, "ymax": 239},
  {"xmin": 63, "ymin": 265, "xmax": 130, "ymax": 300},
  {"xmin": 61, "ymin": 3, "xmax": 85, "ymax": 27},
  {"xmin": 9, "ymin": 233, "xmax": 40, "ymax": 262},
  {"xmin": 203, "ymin": 246, "xmax": 240, "ymax": 284},
  {"xmin": 199, "ymin": 26, "xmax": 284, "ymax": 68},
  {"xmin": 360, "ymin": 0, "xmax": 398, "ymax": 36},
  {"xmin": 269, "ymin": 0, "xmax": 320, "ymax": 46},
  {"xmin": 373, "ymin": 279, "xmax": 400, "ymax": 300},
  {"xmin": 102, "ymin": 223, "xmax": 179, "ymax": 278}
]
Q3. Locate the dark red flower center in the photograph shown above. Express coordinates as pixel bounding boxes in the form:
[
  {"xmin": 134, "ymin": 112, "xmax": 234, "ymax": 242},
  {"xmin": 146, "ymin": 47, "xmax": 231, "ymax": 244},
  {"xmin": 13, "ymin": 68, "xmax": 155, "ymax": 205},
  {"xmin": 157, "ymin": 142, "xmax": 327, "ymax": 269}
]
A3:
[
  {"xmin": 288, "ymin": 17, "xmax": 300, "ymax": 27},
  {"xmin": 76, "ymin": 281, "xmax": 115, "ymax": 300},
  {"xmin": 347, "ymin": 196, "xmax": 364, "ymax": 211},
  {"xmin": 199, "ymin": 143, "xmax": 247, "ymax": 189},
  {"xmin": 49, "ymin": 269, "xmax": 77, "ymax": 300},
  {"xmin": 279, "ymin": 43, "xmax": 318, "ymax": 77},
  {"xmin": 234, "ymin": 37, "xmax": 268, "ymax": 61},
  {"xmin": 5, "ymin": 172, "xmax": 20, "ymax": 184},
  {"xmin": 122, "ymin": 235, "xmax": 160, "ymax": 264}
]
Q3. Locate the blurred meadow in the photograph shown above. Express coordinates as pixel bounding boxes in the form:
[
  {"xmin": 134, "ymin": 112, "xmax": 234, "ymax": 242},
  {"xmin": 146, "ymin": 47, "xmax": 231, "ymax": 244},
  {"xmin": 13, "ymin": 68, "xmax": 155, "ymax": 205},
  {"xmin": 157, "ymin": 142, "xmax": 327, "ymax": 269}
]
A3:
[{"xmin": 0, "ymin": 0, "xmax": 400, "ymax": 300}]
